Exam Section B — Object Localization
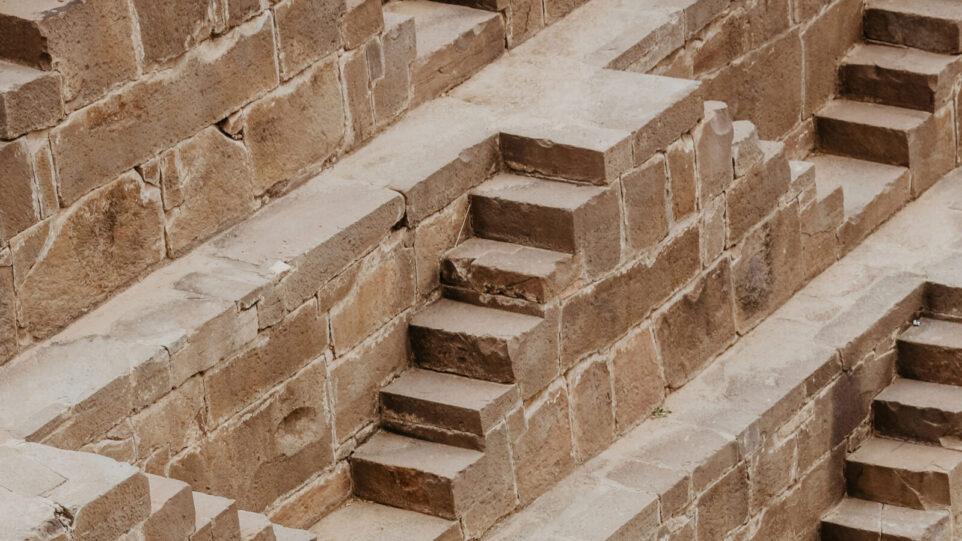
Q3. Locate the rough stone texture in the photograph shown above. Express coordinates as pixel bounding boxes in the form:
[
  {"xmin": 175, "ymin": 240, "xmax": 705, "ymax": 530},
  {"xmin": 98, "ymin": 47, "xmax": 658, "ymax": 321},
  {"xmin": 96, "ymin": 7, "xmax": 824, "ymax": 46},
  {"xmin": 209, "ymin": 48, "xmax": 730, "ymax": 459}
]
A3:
[
  {"xmin": 700, "ymin": 193, "xmax": 726, "ymax": 266},
  {"xmin": 610, "ymin": 325, "xmax": 665, "ymax": 433},
  {"xmin": 309, "ymin": 500, "xmax": 460, "ymax": 541},
  {"xmin": 269, "ymin": 463, "xmax": 351, "ymax": 529},
  {"xmin": 622, "ymin": 154, "xmax": 669, "ymax": 254},
  {"xmin": 342, "ymin": 0, "xmax": 384, "ymax": 50},
  {"xmin": 667, "ymin": 135, "xmax": 697, "ymax": 221},
  {"xmin": 800, "ymin": 0, "xmax": 862, "ymax": 116},
  {"xmin": 130, "ymin": 0, "xmax": 220, "ymax": 68},
  {"xmin": 373, "ymin": 13, "xmax": 416, "ymax": 127},
  {"xmin": 864, "ymin": 0, "xmax": 962, "ymax": 54},
  {"xmin": 0, "ymin": 139, "xmax": 39, "ymax": 244},
  {"xmin": 567, "ymin": 357, "xmax": 614, "ymax": 461},
  {"xmin": 274, "ymin": 0, "xmax": 345, "ymax": 79},
  {"xmin": 15, "ymin": 173, "xmax": 166, "ymax": 340},
  {"xmin": 0, "ymin": 263, "xmax": 15, "ymax": 366},
  {"xmin": 696, "ymin": 463, "xmax": 749, "ymax": 540},
  {"xmin": 726, "ymin": 142, "xmax": 791, "ymax": 245},
  {"xmin": 694, "ymin": 101, "xmax": 734, "ymax": 203},
  {"xmin": 0, "ymin": 61, "xmax": 62, "ymax": 140},
  {"xmin": 414, "ymin": 196, "xmax": 469, "ymax": 296},
  {"xmin": 731, "ymin": 120, "xmax": 763, "ymax": 178},
  {"xmin": 512, "ymin": 383, "xmax": 575, "ymax": 505}
]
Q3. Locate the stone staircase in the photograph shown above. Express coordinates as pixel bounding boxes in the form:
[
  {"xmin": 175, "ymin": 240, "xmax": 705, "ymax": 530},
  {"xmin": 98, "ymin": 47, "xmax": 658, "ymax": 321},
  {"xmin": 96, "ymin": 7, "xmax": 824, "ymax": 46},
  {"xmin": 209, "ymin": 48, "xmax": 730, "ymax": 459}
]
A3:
[
  {"xmin": 821, "ymin": 317, "xmax": 962, "ymax": 540},
  {"xmin": 0, "ymin": 439, "xmax": 316, "ymax": 541}
]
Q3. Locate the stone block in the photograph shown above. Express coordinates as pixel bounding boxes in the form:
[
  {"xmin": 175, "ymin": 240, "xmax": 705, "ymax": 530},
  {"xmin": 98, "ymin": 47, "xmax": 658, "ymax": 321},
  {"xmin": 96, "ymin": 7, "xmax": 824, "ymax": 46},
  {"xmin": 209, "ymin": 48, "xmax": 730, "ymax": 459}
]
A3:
[
  {"xmin": 655, "ymin": 258, "xmax": 736, "ymax": 389},
  {"xmin": 268, "ymin": 463, "xmax": 351, "ymax": 529},
  {"xmin": 567, "ymin": 357, "xmax": 615, "ymax": 462},
  {"xmin": 131, "ymin": 0, "xmax": 220, "ymax": 67},
  {"xmin": 914, "ymin": 102, "xmax": 955, "ymax": 196},
  {"xmin": 0, "ymin": 61, "xmax": 63, "ymax": 140},
  {"xmin": 342, "ymin": 0, "xmax": 383, "ymax": 50},
  {"xmin": 511, "ymin": 383, "xmax": 575, "ymax": 505},
  {"xmin": 611, "ymin": 325, "xmax": 665, "ymax": 433},
  {"xmin": 240, "ymin": 58, "xmax": 346, "ymax": 194},
  {"xmin": 749, "ymin": 437, "xmax": 795, "ymax": 514},
  {"xmin": 340, "ymin": 43, "xmax": 376, "ymax": 144},
  {"xmin": 373, "ymin": 13, "xmax": 415, "ymax": 126},
  {"xmin": 801, "ymin": 0, "xmax": 862, "ymax": 116},
  {"xmin": 690, "ymin": 8, "xmax": 751, "ymax": 76},
  {"xmin": 15, "ymin": 172, "xmax": 166, "ymax": 340},
  {"xmin": 726, "ymin": 141, "xmax": 791, "ymax": 245},
  {"xmin": 694, "ymin": 101, "xmax": 734, "ymax": 203},
  {"xmin": 505, "ymin": 0, "xmax": 545, "ymax": 47},
  {"xmin": 0, "ymin": 139, "xmax": 40, "ymax": 243},
  {"xmin": 667, "ymin": 134, "xmax": 697, "ymax": 221},
  {"xmin": 169, "ymin": 360, "xmax": 335, "ymax": 511},
  {"xmin": 622, "ymin": 154, "xmax": 669, "ymax": 255},
  {"xmin": 700, "ymin": 193, "xmax": 726, "ymax": 266},
  {"xmin": 731, "ymin": 120, "xmax": 763, "ymax": 178},
  {"xmin": 0, "ymin": 264, "xmax": 14, "ymax": 366},
  {"xmin": 50, "ymin": 15, "xmax": 278, "ymax": 205},
  {"xmin": 130, "ymin": 378, "xmax": 207, "ymax": 474},
  {"xmin": 274, "ymin": 0, "xmax": 345, "ymax": 79},
  {"xmin": 544, "ymin": 0, "xmax": 588, "ymax": 24},
  {"xmin": 414, "ymin": 196, "xmax": 469, "ymax": 295},
  {"xmin": 158, "ymin": 127, "xmax": 258, "ymax": 256},
  {"xmin": 695, "ymin": 463, "xmax": 749, "ymax": 540}
]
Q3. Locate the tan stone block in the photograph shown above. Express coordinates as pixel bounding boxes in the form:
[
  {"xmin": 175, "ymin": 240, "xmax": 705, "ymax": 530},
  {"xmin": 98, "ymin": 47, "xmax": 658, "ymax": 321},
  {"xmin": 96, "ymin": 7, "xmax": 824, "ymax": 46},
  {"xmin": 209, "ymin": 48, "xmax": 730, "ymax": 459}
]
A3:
[
  {"xmin": 567, "ymin": 357, "xmax": 615, "ymax": 462},
  {"xmin": 690, "ymin": 8, "xmax": 750, "ymax": 76},
  {"xmin": 667, "ymin": 135, "xmax": 696, "ymax": 221},
  {"xmin": 328, "ymin": 238, "xmax": 415, "ymax": 354},
  {"xmin": 0, "ymin": 61, "xmax": 63, "ymax": 140},
  {"xmin": 242, "ymin": 58, "xmax": 346, "ymax": 194},
  {"xmin": 274, "ymin": 0, "xmax": 344, "ymax": 79},
  {"xmin": 0, "ymin": 139, "xmax": 39, "ymax": 243},
  {"xmin": 131, "ymin": 378, "xmax": 207, "ymax": 473},
  {"xmin": 373, "ymin": 14, "xmax": 415, "ymax": 127},
  {"xmin": 15, "ymin": 172, "xmax": 166, "ymax": 340},
  {"xmin": 227, "ymin": 0, "xmax": 268, "ymax": 28},
  {"xmin": 731, "ymin": 202, "xmax": 803, "ymax": 332},
  {"xmin": 914, "ymin": 103, "xmax": 955, "ymax": 196},
  {"xmin": 160, "ymin": 127, "xmax": 258, "ymax": 256},
  {"xmin": 26, "ymin": 136, "xmax": 58, "ymax": 219},
  {"xmin": 206, "ymin": 299, "xmax": 328, "ymax": 426},
  {"xmin": 611, "ymin": 326, "xmax": 665, "ymax": 434},
  {"xmin": 656, "ymin": 258, "xmax": 736, "ymax": 389},
  {"xmin": 414, "ymin": 195, "xmax": 469, "ymax": 296},
  {"xmin": 10, "ymin": 219, "xmax": 51, "ymax": 292},
  {"xmin": 340, "ymin": 45, "xmax": 376, "ymax": 145},
  {"xmin": 169, "ymin": 360, "xmax": 335, "ymax": 511},
  {"xmin": 342, "ymin": 0, "xmax": 384, "ymax": 50},
  {"xmin": 544, "ymin": 0, "xmax": 588, "ymax": 24},
  {"xmin": 0, "ymin": 264, "xmax": 14, "ymax": 366},
  {"xmin": 700, "ymin": 193, "xmax": 726, "ymax": 266},
  {"xmin": 622, "ymin": 154, "xmax": 669, "ymax": 255},
  {"xmin": 268, "ymin": 463, "xmax": 351, "ymax": 529},
  {"xmin": 330, "ymin": 318, "xmax": 408, "ymax": 442},
  {"xmin": 694, "ymin": 101, "xmax": 734, "ymax": 203},
  {"xmin": 749, "ymin": 437, "xmax": 795, "ymax": 514},
  {"xmin": 50, "ymin": 15, "xmax": 278, "ymax": 205},
  {"xmin": 801, "ymin": 0, "xmax": 862, "ymax": 116},
  {"xmin": 726, "ymin": 142, "xmax": 791, "ymax": 245},
  {"xmin": 512, "ymin": 383, "xmax": 575, "ymax": 505},
  {"xmin": 505, "ymin": 0, "xmax": 544, "ymax": 47},
  {"xmin": 131, "ymin": 0, "xmax": 219, "ymax": 67},
  {"xmin": 696, "ymin": 463, "xmax": 749, "ymax": 540}
]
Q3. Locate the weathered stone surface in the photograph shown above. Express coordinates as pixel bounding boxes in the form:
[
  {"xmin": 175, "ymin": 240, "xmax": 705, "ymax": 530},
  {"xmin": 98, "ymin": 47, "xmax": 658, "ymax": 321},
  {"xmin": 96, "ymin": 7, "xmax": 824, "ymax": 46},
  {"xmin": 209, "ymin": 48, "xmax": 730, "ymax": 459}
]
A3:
[
  {"xmin": 874, "ymin": 378, "xmax": 962, "ymax": 446},
  {"xmin": 610, "ymin": 326, "xmax": 665, "ymax": 433},
  {"xmin": 667, "ymin": 135, "xmax": 696, "ymax": 221},
  {"xmin": 815, "ymin": 99, "xmax": 930, "ymax": 168},
  {"xmin": 159, "ymin": 127, "xmax": 257, "ymax": 256},
  {"xmin": 0, "ymin": 61, "xmax": 62, "ymax": 140},
  {"xmin": 694, "ymin": 101, "xmax": 734, "ymax": 203},
  {"xmin": 130, "ymin": 378, "xmax": 206, "ymax": 474},
  {"xmin": 696, "ymin": 463, "xmax": 748, "ymax": 540},
  {"xmin": 731, "ymin": 120, "xmax": 763, "ymax": 178},
  {"xmin": 700, "ymin": 193, "xmax": 726, "ymax": 266},
  {"xmin": 0, "ymin": 488, "xmax": 68, "ymax": 541},
  {"xmin": 0, "ymin": 139, "xmax": 39, "ymax": 243},
  {"xmin": 864, "ymin": 0, "xmax": 962, "ymax": 54},
  {"xmin": 656, "ymin": 258, "xmax": 736, "ymax": 389},
  {"xmin": 414, "ymin": 196, "xmax": 468, "ymax": 295},
  {"xmin": 512, "ymin": 383, "xmax": 575, "ymax": 505},
  {"xmin": 138, "ymin": 474, "xmax": 196, "ymax": 541},
  {"xmin": 0, "ymin": 262, "xmax": 15, "ymax": 366},
  {"xmin": 15, "ymin": 172, "xmax": 166, "ymax": 340},
  {"xmin": 274, "ymin": 0, "xmax": 345, "ymax": 79},
  {"xmin": 191, "ymin": 491, "xmax": 240, "ymax": 540},
  {"xmin": 567, "ymin": 357, "xmax": 614, "ymax": 461},
  {"xmin": 50, "ymin": 15, "xmax": 278, "ymax": 205},
  {"xmin": 342, "ymin": 0, "xmax": 383, "ymax": 50},
  {"xmin": 622, "ymin": 154, "xmax": 669, "ymax": 254},
  {"xmin": 726, "ymin": 141, "xmax": 791, "ymax": 245},
  {"xmin": 801, "ymin": 0, "xmax": 862, "ymax": 116},
  {"xmin": 373, "ymin": 13, "xmax": 415, "ymax": 126},
  {"xmin": 269, "ymin": 463, "xmax": 351, "ymax": 529},
  {"xmin": 340, "ymin": 44, "xmax": 376, "ymax": 144},
  {"xmin": 898, "ymin": 318, "xmax": 962, "ymax": 387},
  {"xmin": 130, "ymin": 0, "xmax": 220, "ymax": 67},
  {"xmin": 504, "ymin": 0, "xmax": 544, "ymax": 47},
  {"xmin": 309, "ymin": 500, "xmax": 460, "ymax": 541}
]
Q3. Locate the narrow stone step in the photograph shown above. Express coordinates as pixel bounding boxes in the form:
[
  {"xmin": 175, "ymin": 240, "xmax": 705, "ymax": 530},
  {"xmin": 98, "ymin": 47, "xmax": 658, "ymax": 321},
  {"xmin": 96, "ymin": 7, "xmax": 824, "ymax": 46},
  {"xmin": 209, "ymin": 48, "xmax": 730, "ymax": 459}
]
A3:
[
  {"xmin": 839, "ymin": 43, "xmax": 962, "ymax": 112},
  {"xmin": 408, "ymin": 299, "xmax": 558, "ymax": 399},
  {"xmin": 441, "ymin": 238, "xmax": 577, "ymax": 305},
  {"xmin": 821, "ymin": 497, "xmax": 951, "ymax": 540},
  {"xmin": 815, "ymin": 99, "xmax": 931, "ymax": 167},
  {"xmin": 470, "ymin": 173, "xmax": 621, "ymax": 276},
  {"xmin": 874, "ymin": 378, "xmax": 962, "ymax": 447},
  {"xmin": 350, "ymin": 431, "xmax": 487, "ymax": 519},
  {"xmin": 381, "ymin": 367, "xmax": 521, "ymax": 449},
  {"xmin": 273, "ymin": 524, "xmax": 319, "ymax": 541},
  {"xmin": 138, "ymin": 474, "xmax": 196, "ymax": 541},
  {"xmin": 845, "ymin": 437, "xmax": 962, "ymax": 512},
  {"xmin": 865, "ymin": 0, "xmax": 962, "ymax": 54},
  {"xmin": 0, "ymin": 59, "xmax": 62, "ymax": 140},
  {"xmin": 383, "ymin": 0, "xmax": 505, "ymax": 105},
  {"xmin": 192, "ymin": 491, "xmax": 241, "ymax": 541},
  {"xmin": 239, "ymin": 510, "xmax": 277, "ymax": 541},
  {"xmin": 807, "ymin": 154, "xmax": 910, "ymax": 255},
  {"xmin": 309, "ymin": 499, "xmax": 462, "ymax": 541},
  {"xmin": 898, "ymin": 318, "xmax": 962, "ymax": 386}
]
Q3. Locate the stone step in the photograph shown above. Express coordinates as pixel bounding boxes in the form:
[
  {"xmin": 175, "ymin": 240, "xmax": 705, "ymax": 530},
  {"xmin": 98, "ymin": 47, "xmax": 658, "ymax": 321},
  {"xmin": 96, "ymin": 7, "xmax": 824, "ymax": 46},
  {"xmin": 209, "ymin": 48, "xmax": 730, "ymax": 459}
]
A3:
[
  {"xmin": 192, "ymin": 491, "xmax": 241, "ymax": 541},
  {"xmin": 807, "ymin": 154, "xmax": 910, "ymax": 256},
  {"xmin": 383, "ymin": 0, "xmax": 505, "ymax": 105},
  {"xmin": 815, "ymin": 99, "xmax": 932, "ymax": 168},
  {"xmin": 272, "ymin": 524, "xmax": 319, "ymax": 541},
  {"xmin": 470, "ymin": 173, "xmax": 621, "ymax": 277},
  {"xmin": 350, "ymin": 431, "xmax": 488, "ymax": 519},
  {"xmin": 0, "ymin": 440, "xmax": 151, "ymax": 541},
  {"xmin": 380, "ymin": 367, "xmax": 521, "ymax": 449},
  {"xmin": 0, "ymin": 59, "xmax": 62, "ymax": 140},
  {"xmin": 0, "ymin": 487, "xmax": 69, "ymax": 541},
  {"xmin": 309, "ymin": 499, "xmax": 462, "ymax": 540},
  {"xmin": 239, "ymin": 510, "xmax": 277, "ymax": 541},
  {"xmin": 864, "ymin": 0, "xmax": 962, "ymax": 54},
  {"xmin": 845, "ymin": 437, "xmax": 962, "ymax": 512},
  {"xmin": 408, "ymin": 298, "xmax": 558, "ymax": 399},
  {"xmin": 874, "ymin": 378, "xmax": 962, "ymax": 448},
  {"xmin": 821, "ymin": 497, "xmax": 951, "ymax": 540},
  {"xmin": 137, "ymin": 474, "xmax": 196, "ymax": 541},
  {"xmin": 898, "ymin": 318, "xmax": 962, "ymax": 386},
  {"xmin": 441, "ymin": 238, "xmax": 577, "ymax": 305},
  {"xmin": 732, "ymin": 120, "xmax": 764, "ymax": 178},
  {"xmin": 839, "ymin": 43, "xmax": 962, "ymax": 112}
]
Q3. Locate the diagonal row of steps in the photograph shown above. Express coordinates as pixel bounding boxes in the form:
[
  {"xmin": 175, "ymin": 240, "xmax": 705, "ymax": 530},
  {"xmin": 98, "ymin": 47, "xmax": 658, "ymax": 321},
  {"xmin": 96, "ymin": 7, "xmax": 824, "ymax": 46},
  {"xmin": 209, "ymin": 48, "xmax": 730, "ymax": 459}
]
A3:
[{"xmin": 821, "ymin": 317, "xmax": 962, "ymax": 540}]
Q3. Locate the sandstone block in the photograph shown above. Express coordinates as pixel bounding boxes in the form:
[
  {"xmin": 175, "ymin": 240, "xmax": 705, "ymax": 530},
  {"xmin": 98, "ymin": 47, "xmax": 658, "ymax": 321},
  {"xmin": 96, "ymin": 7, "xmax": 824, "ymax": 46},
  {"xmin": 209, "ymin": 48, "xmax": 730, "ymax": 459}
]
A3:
[
  {"xmin": 511, "ymin": 383, "xmax": 575, "ymax": 505},
  {"xmin": 864, "ymin": 0, "xmax": 962, "ymax": 54},
  {"xmin": 308, "ymin": 500, "xmax": 460, "ymax": 541},
  {"xmin": 159, "ymin": 127, "xmax": 257, "ymax": 256},
  {"xmin": 801, "ymin": 0, "xmax": 862, "ymax": 116},
  {"xmin": 373, "ymin": 13, "xmax": 415, "ymax": 126},
  {"xmin": 749, "ymin": 437, "xmax": 795, "ymax": 514},
  {"xmin": 0, "ymin": 264, "xmax": 14, "ymax": 366},
  {"xmin": 690, "ymin": 8, "xmax": 751, "ymax": 76},
  {"xmin": 667, "ymin": 135, "xmax": 696, "ymax": 221},
  {"xmin": 544, "ymin": 0, "xmax": 588, "ymax": 24},
  {"xmin": 191, "ymin": 491, "xmax": 241, "ymax": 540},
  {"xmin": 622, "ymin": 154, "xmax": 669, "ymax": 254},
  {"xmin": 131, "ymin": 0, "xmax": 220, "ymax": 67},
  {"xmin": 0, "ymin": 139, "xmax": 40, "ymax": 243},
  {"xmin": 505, "ymin": 0, "xmax": 544, "ymax": 47},
  {"xmin": 611, "ymin": 325, "xmax": 666, "ymax": 433},
  {"xmin": 268, "ymin": 463, "xmax": 351, "ymax": 529},
  {"xmin": 731, "ymin": 120, "xmax": 763, "ymax": 178},
  {"xmin": 726, "ymin": 141, "xmax": 791, "ymax": 245},
  {"xmin": 131, "ymin": 377, "xmax": 207, "ymax": 474},
  {"xmin": 696, "ymin": 463, "xmax": 749, "ymax": 540},
  {"xmin": 15, "ymin": 172, "xmax": 166, "ymax": 340},
  {"xmin": 342, "ymin": 0, "xmax": 384, "ymax": 50},
  {"xmin": 694, "ymin": 101, "xmax": 734, "ymax": 203},
  {"xmin": 414, "ymin": 196, "xmax": 469, "ymax": 295},
  {"xmin": 228, "ymin": 0, "xmax": 268, "ymax": 27},
  {"xmin": 0, "ymin": 61, "xmax": 62, "ymax": 140},
  {"xmin": 240, "ymin": 58, "xmax": 346, "ymax": 194},
  {"xmin": 567, "ymin": 357, "xmax": 615, "ymax": 461},
  {"xmin": 50, "ymin": 15, "xmax": 278, "ymax": 205},
  {"xmin": 340, "ymin": 44, "xmax": 376, "ymax": 144},
  {"xmin": 140, "ymin": 474, "xmax": 196, "ymax": 541},
  {"xmin": 0, "ymin": 488, "xmax": 68, "ymax": 541},
  {"xmin": 274, "ymin": 0, "xmax": 345, "ymax": 79},
  {"xmin": 500, "ymin": 122, "xmax": 633, "ymax": 185},
  {"xmin": 656, "ymin": 258, "xmax": 736, "ymax": 389},
  {"xmin": 700, "ymin": 193, "xmax": 725, "ymax": 266}
]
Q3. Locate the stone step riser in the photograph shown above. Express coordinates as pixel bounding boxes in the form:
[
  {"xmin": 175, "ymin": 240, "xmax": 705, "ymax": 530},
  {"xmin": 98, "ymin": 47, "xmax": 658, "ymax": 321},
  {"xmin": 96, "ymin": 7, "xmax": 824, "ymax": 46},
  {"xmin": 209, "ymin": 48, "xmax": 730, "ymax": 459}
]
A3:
[
  {"xmin": 840, "ymin": 64, "xmax": 942, "ymax": 113},
  {"xmin": 821, "ymin": 497, "xmax": 952, "ymax": 541},
  {"xmin": 897, "ymin": 319, "xmax": 962, "ymax": 387},
  {"xmin": 815, "ymin": 112, "xmax": 919, "ymax": 167},
  {"xmin": 865, "ymin": 6, "xmax": 962, "ymax": 54}
]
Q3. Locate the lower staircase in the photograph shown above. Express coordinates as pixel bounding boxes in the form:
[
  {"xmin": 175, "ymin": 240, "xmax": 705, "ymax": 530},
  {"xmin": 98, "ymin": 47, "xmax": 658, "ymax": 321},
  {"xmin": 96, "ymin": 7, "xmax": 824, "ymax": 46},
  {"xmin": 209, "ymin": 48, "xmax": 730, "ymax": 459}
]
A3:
[{"xmin": 821, "ymin": 317, "xmax": 962, "ymax": 540}]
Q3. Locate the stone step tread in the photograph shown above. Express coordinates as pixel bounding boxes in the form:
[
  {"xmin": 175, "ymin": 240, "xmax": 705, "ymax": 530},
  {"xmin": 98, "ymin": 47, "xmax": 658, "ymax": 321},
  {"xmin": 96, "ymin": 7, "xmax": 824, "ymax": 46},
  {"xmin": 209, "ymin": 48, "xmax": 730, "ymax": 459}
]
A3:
[
  {"xmin": 444, "ymin": 238, "xmax": 575, "ymax": 281},
  {"xmin": 473, "ymin": 173, "xmax": 610, "ymax": 211},
  {"xmin": 192, "ymin": 491, "xmax": 240, "ymax": 535},
  {"xmin": 866, "ymin": 0, "xmax": 962, "ymax": 20},
  {"xmin": 817, "ymin": 99, "xmax": 931, "ymax": 132},
  {"xmin": 382, "ymin": 0, "xmax": 501, "ymax": 62},
  {"xmin": 309, "ymin": 499, "xmax": 461, "ymax": 541},
  {"xmin": 842, "ymin": 43, "xmax": 962, "ymax": 76},
  {"xmin": 848, "ymin": 437, "xmax": 962, "ymax": 474},
  {"xmin": 351, "ymin": 431, "xmax": 485, "ymax": 479},
  {"xmin": 410, "ymin": 298, "xmax": 545, "ymax": 339},
  {"xmin": 273, "ymin": 524, "xmax": 319, "ymax": 541},
  {"xmin": 808, "ymin": 154, "xmax": 908, "ymax": 221},
  {"xmin": 382, "ymin": 368, "xmax": 520, "ymax": 422},
  {"xmin": 899, "ymin": 317, "xmax": 962, "ymax": 350},
  {"xmin": 876, "ymin": 377, "xmax": 962, "ymax": 414},
  {"xmin": 0, "ymin": 487, "xmax": 68, "ymax": 541},
  {"xmin": 141, "ymin": 474, "xmax": 195, "ymax": 541},
  {"xmin": 822, "ymin": 497, "xmax": 951, "ymax": 540},
  {"xmin": 238, "ymin": 510, "xmax": 276, "ymax": 541}
]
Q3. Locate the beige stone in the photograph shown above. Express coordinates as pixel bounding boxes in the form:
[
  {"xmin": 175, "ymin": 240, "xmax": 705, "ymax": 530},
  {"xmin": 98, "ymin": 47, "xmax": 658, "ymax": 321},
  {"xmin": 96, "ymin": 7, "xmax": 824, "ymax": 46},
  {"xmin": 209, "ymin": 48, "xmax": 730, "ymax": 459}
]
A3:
[
  {"xmin": 749, "ymin": 437, "xmax": 795, "ymax": 514},
  {"xmin": 268, "ymin": 463, "xmax": 351, "ymax": 529},
  {"xmin": 0, "ymin": 264, "xmax": 14, "ymax": 366},
  {"xmin": 567, "ymin": 357, "xmax": 615, "ymax": 462},
  {"xmin": 801, "ymin": 0, "xmax": 862, "ymax": 116},
  {"xmin": 505, "ymin": 0, "xmax": 544, "ymax": 47},
  {"xmin": 726, "ymin": 142, "xmax": 791, "ymax": 245},
  {"xmin": 696, "ymin": 463, "xmax": 749, "ymax": 540},
  {"xmin": 700, "ymin": 193, "xmax": 726, "ymax": 266},
  {"xmin": 15, "ymin": 172, "xmax": 166, "ymax": 340},
  {"xmin": 373, "ymin": 13, "xmax": 415, "ymax": 126},
  {"xmin": 342, "ymin": 0, "xmax": 383, "ymax": 50},
  {"xmin": 611, "ymin": 326, "xmax": 665, "ymax": 434},
  {"xmin": 0, "ymin": 139, "xmax": 39, "ymax": 243},
  {"xmin": 512, "ymin": 383, "xmax": 575, "ymax": 505},
  {"xmin": 414, "ymin": 196, "xmax": 469, "ymax": 296},
  {"xmin": 274, "ymin": 0, "xmax": 345, "ymax": 79},
  {"xmin": 693, "ymin": 101, "xmax": 734, "ymax": 203},
  {"xmin": 131, "ymin": 378, "xmax": 207, "ymax": 474},
  {"xmin": 622, "ymin": 154, "xmax": 669, "ymax": 255},
  {"xmin": 667, "ymin": 135, "xmax": 697, "ymax": 221},
  {"xmin": 0, "ymin": 61, "xmax": 63, "ymax": 140},
  {"xmin": 340, "ymin": 45, "xmax": 376, "ymax": 144},
  {"xmin": 241, "ymin": 58, "xmax": 346, "ymax": 194},
  {"xmin": 544, "ymin": 0, "xmax": 588, "ymax": 24},
  {"xmin": 131, "ymin": 0, "xmax": 219, "ymax": 67},
  {"xmin": 690, "ymin": 8, "xmax": 750, "ymax": 76}
]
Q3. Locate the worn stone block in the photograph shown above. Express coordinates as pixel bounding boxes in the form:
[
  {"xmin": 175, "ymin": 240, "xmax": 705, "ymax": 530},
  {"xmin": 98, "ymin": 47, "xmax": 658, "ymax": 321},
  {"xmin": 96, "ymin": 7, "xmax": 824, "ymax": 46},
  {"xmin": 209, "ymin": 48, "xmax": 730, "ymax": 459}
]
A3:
[
  {"xmin": 667, "ymin": 135, "xmax": 697, "ymax": 221},
  {"xmin": 622, "ymin": 154, "xmax": 669, "ymax": 255},
  {"xmin": 726, "ymin": 142, "xmax": 791, "ymax": 245},
  {"xmin": 512, "ymin": 383, "xmax": 575, "ymax": 505},
  {"xmin": 342, "ymin": 0, "xmax": 384, "ymax": 50},
  {"xmin": 274, "ymin": 0, "xmax": 345, "ymax": 79},
  {"xmin": 0, "ymin": 61, "xmax": 63, "ymax": 140},
  {"xmin": 696, "ymin": 463, "xmax": 749, "ymax": 540},
  {"xmin": 690, "ymin": 8, "xmax": 751, "ymax": 76},
  {"xmin": 505, "ymin": 0, "xmax": 544, "ymax": 47},
  {"xmin": 700, "ymin": 193, "xmax": 726, "ymax": 266},
  {"xmin": 268, "ymin": 463, "xmax": 351, "ymax": 529},
  {"xmin": 0, "ymin": 264, "xmax": 15, "ymax": 366},
  {"xmin": 131, "ymin": 378, "xmax": 207, "ymax": 474},
  {"xmin": 611, "ymin": 325, "xmax": 665, "ymax": 433},
  {"xmin": 373, "ymin": 13, "xmax": 415, "ymax": 126},
  {"xmin": 568, "ymin": 357, "xmax": 615, "ymax": 462},
  {"xmin": 131, "ymin": 0, "xmax": 220, "ymax": 67},
  {"xmin": 340, "ymin": 44, "xmax": 376, "ymax": 144},
  {"xmin": 694, "ymin": 101, "xmax": 734, "ymax": 203},
  {"xmin": 0, "ymin": 139, "xmax": 40, "ymax": 244},
  {"xmin": 414, "ymin": 196, "xmax": 469, "ymax": 296},
  {"xmin": 801, "ymin": 0, "xmax": 862, "ymax": 116},
  {"xmin": 750, "ymin": 437, "xmax": 795, "ymax": 514}
]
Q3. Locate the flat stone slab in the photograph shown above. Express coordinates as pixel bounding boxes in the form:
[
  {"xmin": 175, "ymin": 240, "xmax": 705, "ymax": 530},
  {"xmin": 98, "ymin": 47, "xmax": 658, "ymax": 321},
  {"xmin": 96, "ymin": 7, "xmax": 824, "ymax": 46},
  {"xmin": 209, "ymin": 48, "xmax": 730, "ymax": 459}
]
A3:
[{"xmin": 309, "ymin": 500, "xmax": 461, "ymax": 541}]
